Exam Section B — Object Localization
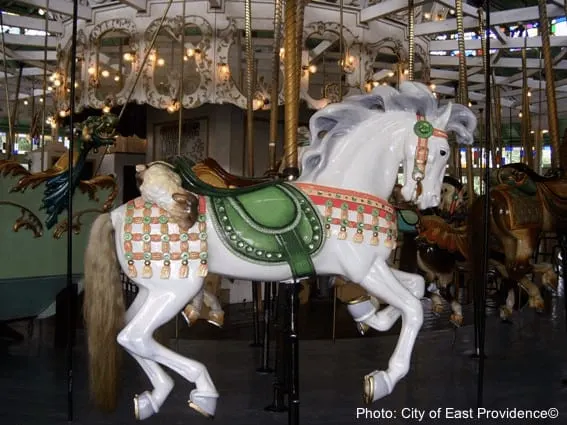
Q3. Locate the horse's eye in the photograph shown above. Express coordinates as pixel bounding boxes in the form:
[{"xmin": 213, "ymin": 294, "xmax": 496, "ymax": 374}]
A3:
[{"xmin": 440, "ymin": 150, "xmax": 447, "ymax": 156}]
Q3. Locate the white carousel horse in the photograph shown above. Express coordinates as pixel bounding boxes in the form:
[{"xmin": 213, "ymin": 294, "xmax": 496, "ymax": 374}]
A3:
[{"xmin": 83, "ymin": 81, "xmax": 476, "ymax": 419}]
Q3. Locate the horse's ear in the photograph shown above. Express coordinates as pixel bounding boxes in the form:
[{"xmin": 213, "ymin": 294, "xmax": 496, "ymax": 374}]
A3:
[{"xmin": 434, "ymin": 102, "xmax": 452, "ymax": 130}]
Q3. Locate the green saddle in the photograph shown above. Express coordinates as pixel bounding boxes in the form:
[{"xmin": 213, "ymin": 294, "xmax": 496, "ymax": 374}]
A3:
[{"xmin": 174, "ymin": 157, "xmax": 324, "ymax": 279}]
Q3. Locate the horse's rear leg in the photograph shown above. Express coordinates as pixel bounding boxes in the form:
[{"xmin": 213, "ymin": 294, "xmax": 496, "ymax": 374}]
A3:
[
  {"xmin": 122, "ymin": 286, "xmax": 174, "ymax": 420},
  {"xmin": 118, "ymin": 280, "xmax": 218, "ymax": 419},
  {"xmin": 352, "ymin": 261, "xmax": 423, "ymax": 403},
  {"xmin": 347, "ymin": 269, "xmax": 424, "ymax": 334}
]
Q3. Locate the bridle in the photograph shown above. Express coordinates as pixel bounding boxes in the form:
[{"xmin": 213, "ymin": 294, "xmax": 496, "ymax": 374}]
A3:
[{"xmin": 411, "ymin": 114, "xmax": 449, "ymax": 196}]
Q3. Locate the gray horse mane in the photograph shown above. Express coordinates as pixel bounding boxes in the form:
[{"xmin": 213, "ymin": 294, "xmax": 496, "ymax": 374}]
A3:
[{"xmin": 302, "ymin": 82, "xmax": 476, "ymax": 176}]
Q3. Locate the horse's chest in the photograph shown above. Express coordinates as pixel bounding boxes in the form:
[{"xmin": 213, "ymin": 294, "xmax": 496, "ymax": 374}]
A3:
[{"xmin": 121, "ymin": 197, "xmax": 208, "ymax": 279}]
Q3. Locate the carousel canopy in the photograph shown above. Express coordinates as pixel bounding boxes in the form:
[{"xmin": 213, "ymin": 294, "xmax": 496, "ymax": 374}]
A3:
[{"xmin": 0, "ymin": 0, "xmax": 565, "ymax": 136}]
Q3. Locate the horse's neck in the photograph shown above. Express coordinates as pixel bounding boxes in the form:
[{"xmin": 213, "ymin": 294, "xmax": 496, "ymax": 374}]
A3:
[{"xmin": 297, "ymin": 130, "xmax": 403, "ymax": 199}]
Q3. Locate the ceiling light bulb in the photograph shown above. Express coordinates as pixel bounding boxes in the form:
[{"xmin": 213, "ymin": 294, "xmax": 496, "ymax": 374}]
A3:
[
  {"xmin": 102, "ymin": 105, "xmax": 111, "ymax": 114},
  {"xmin": 23, "ymin": 100, "xmax": 28, "ymax": 105},
  {"xmin": 157, "ymin": 58, "xmax": 165, "ymax": 66},
  {"xmin": 123, "ymin": 52, "xmax": 133, "ymax": 61},
  {"xmin": 308, "ymin": 65, "xmax": 317, "ymax": 74},
  {"xmin": 101, "ymin": 70, "xmax": 110, "ymax": 78},
  {"xmin": 187, "ymin": 48, "xmax": 195, "ymax": 57},
  {"xmin": 88, "ymin": 67, "xmax": 96, "ymax": 75},
  {"xmin": 114, "ymin": 75, "xmax": 120, "ymax": 82}
]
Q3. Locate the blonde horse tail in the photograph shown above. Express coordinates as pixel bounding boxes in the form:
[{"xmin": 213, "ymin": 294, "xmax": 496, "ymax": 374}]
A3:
[{"xmin": 83, "ymin": 212, "xmax": 125, "ymax": 411}]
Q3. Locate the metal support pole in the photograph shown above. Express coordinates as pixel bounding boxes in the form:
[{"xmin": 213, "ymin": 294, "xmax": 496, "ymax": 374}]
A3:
[
  {"xmin": 288, "ymin": 282, "xmax": 300, "ymax": 425},
  {"xmin": 67, "ymin": 0, "xmax": 80, "ymax": 421},
  {"xmin": 251, "ymin": 284, "xmax": 262, "ymax": 347},
  {"xmin": 265, "ymin": 282, "xmax": 288, "ymax": 412},
  {"xmin": 257, "ymin": 281, "xmax": 274, "ymax": 373},
  {"xmin": 476, "ymin": 0, "xmax": 491, "ymax": 409}
]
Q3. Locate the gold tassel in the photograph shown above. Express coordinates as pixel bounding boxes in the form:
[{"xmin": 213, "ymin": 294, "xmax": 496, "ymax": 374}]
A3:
[
  {"xmin": 160, "ymin": 263, "xmax": 170, "ymax": 279},
  {"xmin": 353, "ymin": 230, "xmax": 364, "ymax": 243},
  {"xmin": 384, "ymin": 230, "xmax": 393, "ymax": 248},
  {"xmin": 179, "ymin": 262, "xmax": 189, "ymax": 278},
  {"xmin": 143, "ymin": 261, "xmax": 152, "ymax": 278},
  {"xmin": 128, "ymin": 262, "xmax": 137, "ymax": 278},
  {"xmin": 370, "ymin": 232, "xmax": 379, "ymax": 246},
  {"xmin": 338, "ymin": 226, "xmax": 347, "ymax": 240},
  {"xmin": 198, "ymin": 262, "xmax": 208, "ymax": 277}
]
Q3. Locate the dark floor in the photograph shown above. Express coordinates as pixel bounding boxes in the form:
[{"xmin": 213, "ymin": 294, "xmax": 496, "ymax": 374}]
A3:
[{"xmin": 2, "ymin": 294, "xmax": 567, "ymax": 425}]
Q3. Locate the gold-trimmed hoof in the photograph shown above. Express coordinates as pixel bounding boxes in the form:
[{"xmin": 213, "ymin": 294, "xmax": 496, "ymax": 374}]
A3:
[
  {"xmin": 134, "ymin": 394, "xmax": 140, "ymax": 420},
  {"xmin": 450, "ymin": 314, "xmax": 463, "ymax": 327},
  {"xmin": 356, "ymin": 322, "xmax": 369, "ymax": 336},
  {"xmin": 182, "ymin": 306, "xmax": 200, "ymax": 327},
  {"xmin": 347, "ymin": 295, "xmax": 371, "ymax": 305},
  {"xmin": 188, "ymin": 400, "xmax": 214, "ymax": 419},
  {"xmin": 432, "ymin": 303, "xmax": 444, "ymax": 315},
  {"xmin": 207, "ymin": 311, "xmax": 224, "ymax": 328},
  {"xmin": 363, "ymin": 374, "xmax": 374, "ymax": 404}
]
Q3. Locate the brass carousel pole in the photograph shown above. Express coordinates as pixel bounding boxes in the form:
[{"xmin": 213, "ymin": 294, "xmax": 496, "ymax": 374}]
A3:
[
  {"xmin": 457, "ymin": 0, "xmax": 473, "ymax": 206},
  {"xmin": 282, "ymin": 0, "xmax": 300, "ymax": 179},
  {"xmin": 407, "ymin": 0, "xmax": 415, "ymax": 81},
  {"xmin": 537, "ymin": 0, "xmax": 560, "ymax": 171},
  {"xmin": 282, "ymin": 0, "xmax": 303, "ymax": 423},
  {"xmin": 521, "ymin": 35, "xmax": 533, "ymax": 167}
]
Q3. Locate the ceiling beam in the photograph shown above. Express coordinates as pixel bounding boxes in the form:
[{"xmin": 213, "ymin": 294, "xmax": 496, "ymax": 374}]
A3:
[
  {"xmin": 360, "ymin": 0, "xmax": 424, "ymax": 23},
  {"xmin": 1, "ymin": 33, "xmax": 57, "ymax": 49},
  {"xmin": 116, "ymin": 0, "xmax": 147, "ymax": 12},
  {"xmin": 0, "ymin": 12, "xmax": 64, "ymax": 34},
  {"xmin": 0, "ymin": 50, "xmax": 57, "ymax": 62},
  {"xmin": 430, "ymin": 55, "xmax": 567, "ymax": 70},
  {"xmin": 415, "ymin": 3, "xmax": 565, "ymax": 36},
  {"xmin": 430, "ymin": 35, "xmax": 567, "ymax": 51},
  {"xmin": 12, "ymin": 0, "xmax": 92, "ymax": 21}
]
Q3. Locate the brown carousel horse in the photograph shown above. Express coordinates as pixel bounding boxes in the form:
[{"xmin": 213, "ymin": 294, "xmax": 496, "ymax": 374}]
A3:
[
  {"xmin": 420, "ymin": 160, "xmax": 560, "ymax": 321},
  {"xmin": 416, "ymin": 176, "xmax": 470, "ymax": 326}
]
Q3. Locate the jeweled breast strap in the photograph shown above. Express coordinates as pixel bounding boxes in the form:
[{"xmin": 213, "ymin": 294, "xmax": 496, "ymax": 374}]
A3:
[
  {"xmin": 123, "ymin": 196, "xmax": 208, "ymax": 279},
  {"xmin": 294, "ymin": 183, "xmax": 398, "ymax": 248}
]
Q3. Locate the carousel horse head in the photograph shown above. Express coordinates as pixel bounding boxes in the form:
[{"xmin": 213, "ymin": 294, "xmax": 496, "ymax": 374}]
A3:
[
  {"xmin": 439, "ymin": 175, "xmax": 466, "ymax": 215},
  {"xmin": 300, "ymin": 81, "xmax": 477, "ymax": 210}
]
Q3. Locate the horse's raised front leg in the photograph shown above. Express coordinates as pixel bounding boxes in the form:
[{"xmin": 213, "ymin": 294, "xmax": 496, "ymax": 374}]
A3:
[
  {"xmin": 347, "ymin": 269, "xmax": 424, "ymax": 335},
  {"xmin": 349, "ymin": 260, "xmax": 424, "ymax": 403},
  {"xmin": 117, "ymin": 278, "xmax": 218, "ymax": 420},
  {"xmin": 182, "ymin": 288, "xmax": 204, "ymax": 327},
  {"xmin": 519, "ymin": 276, "xmax": 544, "ymax": 313}
]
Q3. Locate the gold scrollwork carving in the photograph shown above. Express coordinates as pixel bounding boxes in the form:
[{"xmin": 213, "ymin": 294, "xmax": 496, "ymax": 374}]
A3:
[{"xmin": 0, "ymin": 201, "xmax": 44, "ymax": 238}]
